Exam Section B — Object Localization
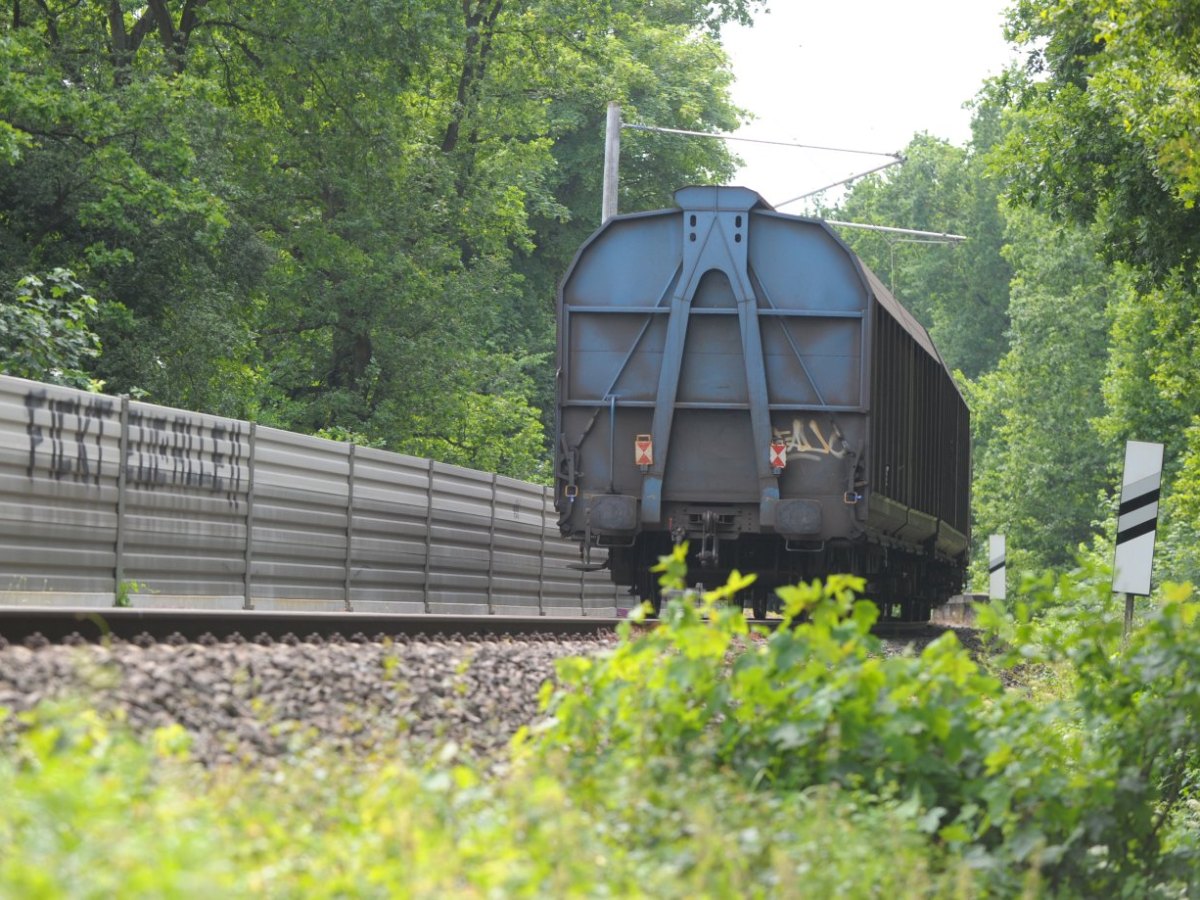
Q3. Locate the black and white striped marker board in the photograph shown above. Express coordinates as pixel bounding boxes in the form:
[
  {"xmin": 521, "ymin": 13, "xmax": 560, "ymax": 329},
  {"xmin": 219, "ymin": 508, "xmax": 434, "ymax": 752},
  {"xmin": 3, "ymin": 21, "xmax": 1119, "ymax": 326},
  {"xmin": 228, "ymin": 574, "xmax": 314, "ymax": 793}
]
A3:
[
  {"xmin": 989, "ymin": 534, "xmax": 1006, "ymax": 601},
  {"xmin": 1112, "ymin": 440, "xmax": 1164, "ymax": 596}
]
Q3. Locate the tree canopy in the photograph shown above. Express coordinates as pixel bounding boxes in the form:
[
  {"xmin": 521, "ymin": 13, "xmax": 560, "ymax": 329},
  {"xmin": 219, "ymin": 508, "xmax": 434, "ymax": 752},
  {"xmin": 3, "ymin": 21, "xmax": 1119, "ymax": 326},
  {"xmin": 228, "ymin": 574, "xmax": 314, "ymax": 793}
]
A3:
[
  {"xmin": 832, "ymin": 3, "xmax": 1200, "ymax": 584},
  {"xmin": 990, "ymin": 0, "xmax": 1200, "ymax": 582},
  {"xmin": 0, "ymin": 0, "xmax": 764, "ymax": 479},
  {"xmin": 999, "ymin": 0, "xmax": 1200, "ymax": 280},
  {"xmin": 5, "ymin": 0, "xmax": 1198, "ymax": 584}
]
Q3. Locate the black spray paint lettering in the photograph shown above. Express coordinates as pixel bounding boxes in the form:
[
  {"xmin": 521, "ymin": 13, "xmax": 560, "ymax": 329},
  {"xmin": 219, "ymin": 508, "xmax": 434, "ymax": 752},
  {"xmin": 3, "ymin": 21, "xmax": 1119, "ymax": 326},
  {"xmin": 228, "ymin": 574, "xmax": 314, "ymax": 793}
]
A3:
[
  {"xmin": 24, "ymin": 389, "xmax": 246, "ymax": 506},
  {"xmin": 24, "ymin": 390, "xmax": 115, "ymax": 485},
  {"xmin": 125, "ymin": 411, "xmax": 245, "ymax": 505}
]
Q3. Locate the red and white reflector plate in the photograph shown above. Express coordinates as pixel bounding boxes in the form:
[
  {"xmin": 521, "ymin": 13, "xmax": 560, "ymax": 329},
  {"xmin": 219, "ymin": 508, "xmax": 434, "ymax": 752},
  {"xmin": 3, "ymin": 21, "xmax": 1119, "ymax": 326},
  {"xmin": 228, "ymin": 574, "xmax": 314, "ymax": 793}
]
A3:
[
  {"xmin": 635, "ymin": 434, "xmax": 653, "ymax": 467},
  {"xmin": 769, "ymin": 441, "xmax": 787, "ymax": 469}
]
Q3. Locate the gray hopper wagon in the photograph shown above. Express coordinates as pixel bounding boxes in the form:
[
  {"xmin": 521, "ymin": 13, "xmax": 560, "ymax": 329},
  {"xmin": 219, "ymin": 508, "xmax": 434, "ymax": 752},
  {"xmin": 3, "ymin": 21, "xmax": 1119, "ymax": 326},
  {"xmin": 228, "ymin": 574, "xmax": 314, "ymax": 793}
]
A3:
[{"xmin": 554, "ymin": 186, "xmax": 969, "ymax": 621}]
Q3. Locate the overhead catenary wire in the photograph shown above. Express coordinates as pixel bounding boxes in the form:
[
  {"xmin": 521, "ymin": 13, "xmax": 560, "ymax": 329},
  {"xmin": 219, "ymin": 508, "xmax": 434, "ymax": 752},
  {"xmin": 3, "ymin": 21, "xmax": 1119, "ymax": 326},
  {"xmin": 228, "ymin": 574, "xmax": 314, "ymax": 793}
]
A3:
[
  {"xmin": 617, "ymin": 111, "xmax": 961, "ymax": 243},
  {"xmin": 825, "ymin": 221, "xmax": 967, "ymax": 242},
  {"xmin": 622, "ymin": 121, "xmax": 905, "ymax": 209},
  {"xmin": 773, "ymin": 158, "xmax": 907, "ymax": 207}
]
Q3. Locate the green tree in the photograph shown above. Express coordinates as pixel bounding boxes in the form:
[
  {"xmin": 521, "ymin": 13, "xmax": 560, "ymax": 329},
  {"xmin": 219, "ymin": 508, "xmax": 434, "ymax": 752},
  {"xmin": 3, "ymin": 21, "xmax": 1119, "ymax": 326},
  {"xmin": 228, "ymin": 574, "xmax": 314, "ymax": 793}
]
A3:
[
  {"xmin": 219, "ymin": 0, "xmax": 757, "ymax": 476},
  {"xmin": 0, "ymin": 269, "xmax": 103, "ymax": 390},
  {"xmin": 1000, "ymin": 0, "xmax": 1200, "ymax": 279},
  {"xmin": 995, "ymin": 0, "xmax": 1200, "ymax": 582},
  {"xmin": 830, "ymin": 119, "xmax": 1011, "ymax": 378},
  {"xmin": 1, "ymin": 0, "xmax": 765, "ymax": 480},
  {"xmin": 965, "ymin": 209, "xmax": 1115, "ymax": 578},
  {"xmin": 0, "ymin": 3, "xmax": 264, "ymax": 414}
]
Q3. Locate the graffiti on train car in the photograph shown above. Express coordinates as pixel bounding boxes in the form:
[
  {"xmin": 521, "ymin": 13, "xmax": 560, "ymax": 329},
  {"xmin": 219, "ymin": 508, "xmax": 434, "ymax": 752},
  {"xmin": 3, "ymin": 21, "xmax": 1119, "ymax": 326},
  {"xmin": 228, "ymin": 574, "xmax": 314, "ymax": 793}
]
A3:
[
  {"xmin": 771, "ymin": 418, "xmax": 849, "ymax": 460},
  {"xmin": 23, "ymin": 389, "xmax": 247, "ymax": 505}
]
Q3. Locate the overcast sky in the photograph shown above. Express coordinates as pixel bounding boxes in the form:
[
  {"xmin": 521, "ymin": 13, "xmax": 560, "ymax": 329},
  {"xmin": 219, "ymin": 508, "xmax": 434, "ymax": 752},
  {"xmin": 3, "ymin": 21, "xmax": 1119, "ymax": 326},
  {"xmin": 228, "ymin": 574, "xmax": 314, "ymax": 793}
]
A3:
[{"xmin": 719, "ymin": 1, "xmax": 1020, "ymax": 212}]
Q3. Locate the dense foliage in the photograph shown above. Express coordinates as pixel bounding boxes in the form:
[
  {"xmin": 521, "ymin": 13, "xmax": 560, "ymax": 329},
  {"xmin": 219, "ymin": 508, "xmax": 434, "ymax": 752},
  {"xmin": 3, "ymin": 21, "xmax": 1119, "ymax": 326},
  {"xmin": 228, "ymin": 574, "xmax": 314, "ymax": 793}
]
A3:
[
  {"xmin": 537, "ymin": 554, "xmax": 1200, "ymax": 896},
  {"xmin": 997, "ymin": 0, "xmax": 1200, "ymax": 583},
  {"xmin": 828, "ymin": 0, "xmax": 1200, "ymax": 586},
  {"xmin": 0, "ymin": 268, "xmax": 103, "ymax": 390},
  {"xmin": 4, "ymin": 0, "xmax": 1196, "ymax": 579},
  {"xmin": 0, "ymin": 0, "xmax": 761, "ymax": 479},
  {"xmin": 0, "ymin": 701, "xmax": 969, "ymax": 897},
  {"xmin": 3, "ymin": 562, "xmax": 1199, "ymax": 895}
]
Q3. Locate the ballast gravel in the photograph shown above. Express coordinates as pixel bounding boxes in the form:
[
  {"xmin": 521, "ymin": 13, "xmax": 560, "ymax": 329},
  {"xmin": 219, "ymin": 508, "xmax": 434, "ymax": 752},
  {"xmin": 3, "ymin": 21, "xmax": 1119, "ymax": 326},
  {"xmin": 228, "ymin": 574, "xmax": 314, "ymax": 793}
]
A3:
[
  {"xmin": 0, "ymin": 635, "xmax": 616, "ymax": 767},
  {"xmin": 0, "ymin": 626, "xmax": 984, "ymax": 768}
]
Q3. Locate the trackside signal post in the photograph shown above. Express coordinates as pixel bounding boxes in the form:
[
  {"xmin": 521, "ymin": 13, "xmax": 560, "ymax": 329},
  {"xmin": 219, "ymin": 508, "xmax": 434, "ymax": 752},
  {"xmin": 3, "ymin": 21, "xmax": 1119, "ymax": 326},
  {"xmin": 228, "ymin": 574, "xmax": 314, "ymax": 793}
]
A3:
[{"xmin": 1113, "ymin": 440, "xmax": 1164, "ymax": 641}]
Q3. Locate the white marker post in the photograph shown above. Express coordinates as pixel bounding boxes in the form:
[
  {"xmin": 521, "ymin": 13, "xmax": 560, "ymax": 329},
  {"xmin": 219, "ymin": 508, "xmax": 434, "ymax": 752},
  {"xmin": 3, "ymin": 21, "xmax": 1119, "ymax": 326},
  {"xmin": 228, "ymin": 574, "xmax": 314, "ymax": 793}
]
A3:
[
  {"xmin": 988, "ymin": 534, "xmax": 1006, "ymax": 601},
  {"xmin": 1112, "ymin": 440, "xmax": 1164, "ymax": 639}
]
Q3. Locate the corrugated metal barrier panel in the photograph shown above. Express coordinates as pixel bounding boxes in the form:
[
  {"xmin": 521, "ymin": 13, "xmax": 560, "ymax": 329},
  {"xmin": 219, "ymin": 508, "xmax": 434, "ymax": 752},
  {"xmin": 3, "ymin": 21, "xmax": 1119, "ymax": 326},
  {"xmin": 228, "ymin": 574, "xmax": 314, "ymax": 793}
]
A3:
[
  {"xmin": 121, "ymin": 399, "xmax": 250, "ymax": 610},
  {"xmin": 349, "ymin": 447, "xmax": 431, "ymax": 613},
  {"xmin": 0, "ymin": 375, "xmax": 621, "ymax": 615},
  {"xmin": 0, "ymin": 380, "xmax": 121, "ymax": 605},
  {"xmin": 253, "ymin": 427, "xmax": 351, "ymax": 610}
]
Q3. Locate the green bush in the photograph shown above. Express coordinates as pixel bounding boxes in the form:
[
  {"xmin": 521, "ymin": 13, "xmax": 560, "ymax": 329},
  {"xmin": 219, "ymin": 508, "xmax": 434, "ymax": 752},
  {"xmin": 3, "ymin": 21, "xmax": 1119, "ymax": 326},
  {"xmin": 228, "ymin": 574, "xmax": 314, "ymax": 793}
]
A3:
[
  {"xmin": 3, "ymin": 552, "xmax": 1199, "ymax": 897},
  {"xmin": 534, "ymin": 545, "xmax": 1200, "ymax": 896},
  {"xmin": 976, "ymin": 571, "xmax": 1200, "ymax": 896},
  {"xmin": 0, "ymin": 269, "xmax": 104, "ymax": 390},
  {"xmin": 0, "ymin": 702, "xmax": 973, "ymax": 897}
]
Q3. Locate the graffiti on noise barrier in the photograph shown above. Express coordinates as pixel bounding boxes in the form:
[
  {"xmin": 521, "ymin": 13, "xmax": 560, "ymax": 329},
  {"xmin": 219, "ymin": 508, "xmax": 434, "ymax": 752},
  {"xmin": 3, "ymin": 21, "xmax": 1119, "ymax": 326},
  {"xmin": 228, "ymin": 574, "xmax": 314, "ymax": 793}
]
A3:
[
  {"xmin": 24, "ymin": 390, "xmax": 115, "ymax": 486},
  {"xmin": 24, "ymin": 389, "xmax": 247, "ymax": 505}
]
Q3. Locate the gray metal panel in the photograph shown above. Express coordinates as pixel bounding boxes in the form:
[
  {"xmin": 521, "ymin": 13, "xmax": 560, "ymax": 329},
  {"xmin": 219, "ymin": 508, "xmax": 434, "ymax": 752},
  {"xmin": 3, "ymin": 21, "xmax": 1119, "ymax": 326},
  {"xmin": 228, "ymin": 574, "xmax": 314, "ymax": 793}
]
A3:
[
  {"xmin": 252, "ymin": 597, "xmax": 348, "ymax": 613},
  {"xmin": 353, "ymin": 600, "xmax": 427, "ymax": 615},
  {"xmin": 0, "ymin": 590, "xmax": 113, "ymax": 607},
  {"xmin": 135, "ymin": 594, "xmax": 245, "ymax": 610},
  {"xmin": 348, "ymin": 448, "xmax": 431, "ymax": 606},
  {"xmin": 0, "ymin": 375, "xmax": 618, "ymax": 616},
  {"xmin": 119, "ymin": 399, "xmax": 250, "ymax": 599},
  {"xmin": 0, "ymin": 377, "xmax": 122, "ymax": 596},
  {"xmin": 251, "ymin": 427, "xmax": 349, "ymax": 603}
]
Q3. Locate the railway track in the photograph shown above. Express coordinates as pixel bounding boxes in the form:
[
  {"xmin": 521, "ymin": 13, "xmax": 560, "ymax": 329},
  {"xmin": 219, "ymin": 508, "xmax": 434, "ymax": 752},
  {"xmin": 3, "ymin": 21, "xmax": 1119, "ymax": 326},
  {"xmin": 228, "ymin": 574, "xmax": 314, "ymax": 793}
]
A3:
[
  {"xmin": 0, "ymin": 615, "xmax": 612, "ymax": 768},
  {"xmin": 0, "ymin": 605, "xmax": 970, "ymax": 771},
  {"xmin": 0, "ymin": 607, "xmax": 623, "ymax": 645},
  {"xmin": 0, "ymin": 605, "xmax": 952, "ymax": 646}
]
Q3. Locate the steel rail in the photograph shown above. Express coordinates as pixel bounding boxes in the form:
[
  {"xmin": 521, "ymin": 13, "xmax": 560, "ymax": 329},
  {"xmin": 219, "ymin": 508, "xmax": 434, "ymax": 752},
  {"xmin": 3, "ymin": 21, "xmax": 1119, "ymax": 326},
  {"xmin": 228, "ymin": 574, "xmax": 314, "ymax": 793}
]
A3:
[
  {"xmin": 746, "ymin": 617, "xmax": 950, "ymax": 638},
  {"xmin": 0, "ymin": 607, "xmax": 955, "ymax": 645},
  {"xmin": 873, "ymin": 621, "xmax": 949, "ymax": 639},
  {"xmin": 0, "ymin": 607, "xmax": 624, "ymax": 645}
]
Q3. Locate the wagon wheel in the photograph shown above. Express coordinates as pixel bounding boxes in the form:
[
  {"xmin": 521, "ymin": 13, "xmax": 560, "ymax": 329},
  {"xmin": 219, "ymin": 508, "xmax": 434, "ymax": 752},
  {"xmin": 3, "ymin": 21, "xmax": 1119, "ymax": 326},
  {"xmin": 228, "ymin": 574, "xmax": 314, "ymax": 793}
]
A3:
[
  {"xmin": 636, "ymin": 570, "xmax": 663, "ymax": 618},
  {"xmin": 751, "ymin": 588, "xmax": 769, "ymax": 621}
]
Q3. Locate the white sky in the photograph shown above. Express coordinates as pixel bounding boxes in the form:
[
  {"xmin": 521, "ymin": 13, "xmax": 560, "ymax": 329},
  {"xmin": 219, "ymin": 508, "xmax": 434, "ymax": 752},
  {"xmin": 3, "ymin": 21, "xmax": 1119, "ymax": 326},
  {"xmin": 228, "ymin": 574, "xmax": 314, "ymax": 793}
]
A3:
[{"xmin": 719, "ymin": 1, "xmax": 1019, "ymax": 211}]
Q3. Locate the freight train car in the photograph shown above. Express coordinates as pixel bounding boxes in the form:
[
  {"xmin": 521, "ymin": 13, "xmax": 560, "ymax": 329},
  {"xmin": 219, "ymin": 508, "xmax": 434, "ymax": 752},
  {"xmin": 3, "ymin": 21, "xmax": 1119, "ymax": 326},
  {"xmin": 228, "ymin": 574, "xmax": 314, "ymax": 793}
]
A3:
[{"xmin": 554, "ymin": 186, "xmax": 969, "ymax": 621}]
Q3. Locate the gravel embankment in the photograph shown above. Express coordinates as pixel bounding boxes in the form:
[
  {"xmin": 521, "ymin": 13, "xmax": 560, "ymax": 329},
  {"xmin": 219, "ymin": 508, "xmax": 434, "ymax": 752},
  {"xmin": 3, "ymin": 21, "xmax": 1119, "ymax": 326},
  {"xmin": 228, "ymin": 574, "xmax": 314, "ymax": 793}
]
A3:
[
  {"xmin": 0, "ymin": 625, "xmax": 987, "ymax": 768},
  {"xmin": 0, "ymin": 634, "xmax": 615, "ymax": 767}
]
